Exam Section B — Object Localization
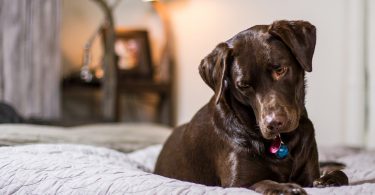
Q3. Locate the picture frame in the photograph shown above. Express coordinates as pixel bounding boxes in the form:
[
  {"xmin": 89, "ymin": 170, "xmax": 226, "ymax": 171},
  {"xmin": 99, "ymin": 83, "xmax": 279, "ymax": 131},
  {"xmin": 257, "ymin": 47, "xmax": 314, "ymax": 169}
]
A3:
[{"xmin": 114, "ymin": 29, "xmax": 153, "ymax": 79}]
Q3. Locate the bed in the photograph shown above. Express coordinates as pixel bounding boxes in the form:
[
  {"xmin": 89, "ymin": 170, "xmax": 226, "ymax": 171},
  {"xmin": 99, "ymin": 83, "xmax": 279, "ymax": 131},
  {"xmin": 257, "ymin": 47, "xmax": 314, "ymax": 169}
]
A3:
[{"xmin": 0, "ymin": 124, "xmax": 374, "ymax": 194}]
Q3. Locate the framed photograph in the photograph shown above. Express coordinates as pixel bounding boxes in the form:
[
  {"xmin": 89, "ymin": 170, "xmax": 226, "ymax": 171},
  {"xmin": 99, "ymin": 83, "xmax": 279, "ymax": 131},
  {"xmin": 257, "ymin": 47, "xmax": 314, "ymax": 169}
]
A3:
[{"xmin": 114, "ymin": 29, "xmax": 153, "ymax": 79}]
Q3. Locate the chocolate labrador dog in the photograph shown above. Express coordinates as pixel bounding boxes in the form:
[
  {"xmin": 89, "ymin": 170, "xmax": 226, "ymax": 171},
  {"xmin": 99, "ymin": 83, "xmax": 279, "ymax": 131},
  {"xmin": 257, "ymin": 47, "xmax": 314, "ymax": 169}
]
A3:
[{"xmin": 155, "ymin": 20, "xmax": 348, "ymax": 194}]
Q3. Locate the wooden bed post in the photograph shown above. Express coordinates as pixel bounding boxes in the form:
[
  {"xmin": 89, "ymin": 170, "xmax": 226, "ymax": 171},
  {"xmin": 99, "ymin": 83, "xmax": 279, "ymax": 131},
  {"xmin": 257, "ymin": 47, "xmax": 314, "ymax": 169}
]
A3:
[{"xmin": 91, "ymin": 0, "xmax": 117, "ymax": 121}]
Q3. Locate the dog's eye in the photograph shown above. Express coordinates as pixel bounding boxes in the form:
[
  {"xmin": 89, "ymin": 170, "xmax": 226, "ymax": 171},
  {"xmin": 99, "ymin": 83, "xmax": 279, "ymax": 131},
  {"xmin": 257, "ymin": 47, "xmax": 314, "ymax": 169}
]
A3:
[
  {"xmin": 271, "ymin": 64, "xmax": 288, "ymax": 80},
  {"xmin": 237, "ymin": 81, "xmax": 251, "ymax": 89}
]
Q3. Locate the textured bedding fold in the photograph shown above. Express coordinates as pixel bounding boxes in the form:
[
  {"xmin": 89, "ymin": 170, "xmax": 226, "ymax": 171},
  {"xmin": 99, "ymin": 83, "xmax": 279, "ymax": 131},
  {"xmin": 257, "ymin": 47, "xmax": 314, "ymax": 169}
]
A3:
[{"xmin": 0, "ymin": 124, "xmax": 171, "ymax": 152}]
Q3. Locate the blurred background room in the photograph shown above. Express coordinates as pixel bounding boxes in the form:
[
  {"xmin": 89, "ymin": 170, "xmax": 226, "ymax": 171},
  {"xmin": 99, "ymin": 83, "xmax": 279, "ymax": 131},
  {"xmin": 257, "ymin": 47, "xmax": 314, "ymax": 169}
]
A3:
[{"xmin": 1, "ymin": 0, "xmax": 375, "ymax": 149}]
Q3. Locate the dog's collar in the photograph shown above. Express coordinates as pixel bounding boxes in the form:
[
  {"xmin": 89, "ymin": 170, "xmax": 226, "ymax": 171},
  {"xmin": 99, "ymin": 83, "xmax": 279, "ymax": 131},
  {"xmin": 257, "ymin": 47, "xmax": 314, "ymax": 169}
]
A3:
[{"xmin": 269, "ymin": 135, "xmax": 289, "ymax": 159}]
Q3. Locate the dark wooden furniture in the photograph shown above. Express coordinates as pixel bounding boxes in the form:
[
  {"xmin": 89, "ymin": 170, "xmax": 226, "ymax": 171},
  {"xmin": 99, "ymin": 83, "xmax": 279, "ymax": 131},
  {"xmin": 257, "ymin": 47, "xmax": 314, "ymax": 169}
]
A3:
[
  {"xmin": 61, "ymin": 71, "xmax": 175, "ymax": 127},
  {"xmin": 113, "ymin": 29, "xmax": 175, "ymax": 127},
  {"xmin": 61, "ymin": 74, "xmax": 107, "ymax": 126},
  {"xmin": 115, "ymin": 78, "xmax": 174, "ymax": 126},
  {"xmin": 66, "ymin": 1, "xmax": 176, "ymax": 127}
]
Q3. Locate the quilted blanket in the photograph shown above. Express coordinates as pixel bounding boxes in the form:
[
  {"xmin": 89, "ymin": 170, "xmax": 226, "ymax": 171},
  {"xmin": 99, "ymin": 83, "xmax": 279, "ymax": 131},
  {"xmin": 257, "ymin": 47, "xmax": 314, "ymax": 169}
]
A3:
[{"xmin": 0, "ymin": 144, "xmax": 374, "ymax": 194}]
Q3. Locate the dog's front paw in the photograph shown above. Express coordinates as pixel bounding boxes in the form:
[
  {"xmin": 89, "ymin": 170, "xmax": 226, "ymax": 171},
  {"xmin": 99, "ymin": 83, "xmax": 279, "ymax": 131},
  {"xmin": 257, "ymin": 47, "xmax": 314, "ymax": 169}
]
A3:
[
  {"xmin": 313, "ymin": 170, "xmax": 348, "ymax": 188},
  {"xmin": 263, "ymin": 183, "xmax": 307, "ymax": 195}
]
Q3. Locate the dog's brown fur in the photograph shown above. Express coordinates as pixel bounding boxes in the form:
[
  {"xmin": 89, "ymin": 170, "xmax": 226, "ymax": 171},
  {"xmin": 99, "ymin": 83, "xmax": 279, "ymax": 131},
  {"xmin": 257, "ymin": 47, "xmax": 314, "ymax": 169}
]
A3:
[{"xmin": 155, "ymin": 20, "xmax": 348, "ymax": 194}]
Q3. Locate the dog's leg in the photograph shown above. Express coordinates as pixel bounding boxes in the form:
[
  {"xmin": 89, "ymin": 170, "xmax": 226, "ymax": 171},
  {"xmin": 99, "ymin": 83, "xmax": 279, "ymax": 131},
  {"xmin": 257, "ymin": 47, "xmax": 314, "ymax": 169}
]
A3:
[
  {"xmin": 313, "ymin": 170, "xmax": 349, "ymax": 187},
  {"xmin": 319, "ymin": 161, "xmax": 346, "ymax": 175},
  {"xmin": 251, "ymin": 180, "xmax": 307, "ymax": 195}
]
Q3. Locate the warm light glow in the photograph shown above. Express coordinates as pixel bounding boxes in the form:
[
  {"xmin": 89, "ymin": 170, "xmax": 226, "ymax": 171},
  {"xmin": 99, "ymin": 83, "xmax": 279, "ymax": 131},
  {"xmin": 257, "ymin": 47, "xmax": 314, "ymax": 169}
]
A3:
[{"xmin": 95, "ymin": 68, "xmax": 104, "ymax": 79}]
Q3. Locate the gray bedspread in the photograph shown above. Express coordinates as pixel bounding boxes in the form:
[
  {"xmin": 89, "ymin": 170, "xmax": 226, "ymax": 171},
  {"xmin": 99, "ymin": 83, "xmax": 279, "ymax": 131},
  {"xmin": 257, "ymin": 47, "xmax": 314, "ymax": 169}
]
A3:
[
  {"xmin": 0, "ymin": 124, "xmax": 375, "ymax": 194},
  {"xmin": 0, "ymin": 144, "xmax": 374, "ymax": 194}
]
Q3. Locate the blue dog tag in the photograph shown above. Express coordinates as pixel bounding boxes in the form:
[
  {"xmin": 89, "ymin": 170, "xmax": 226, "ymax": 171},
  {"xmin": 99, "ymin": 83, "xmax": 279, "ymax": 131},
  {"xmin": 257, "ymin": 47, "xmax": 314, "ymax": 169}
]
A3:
[
  {"xmin": 276, "ymin": 144, "xmax": 289, "ymax": 159},
  {"xmin": 269, "ymin": 135, "xmax": 289, "ymax": 159}
]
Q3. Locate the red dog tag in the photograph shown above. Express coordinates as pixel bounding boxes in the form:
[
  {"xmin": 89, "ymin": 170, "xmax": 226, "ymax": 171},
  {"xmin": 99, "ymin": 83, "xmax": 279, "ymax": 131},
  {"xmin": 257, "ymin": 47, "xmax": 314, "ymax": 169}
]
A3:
[{"xmin": 269, "ymin": 135, "xmax": 281, "ymax": 154}]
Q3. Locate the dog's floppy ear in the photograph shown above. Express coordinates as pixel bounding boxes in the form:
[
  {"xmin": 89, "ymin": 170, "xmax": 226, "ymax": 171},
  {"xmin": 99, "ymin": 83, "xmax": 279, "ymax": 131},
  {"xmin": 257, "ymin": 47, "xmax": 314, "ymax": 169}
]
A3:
[
  {"xmin": 268, "ymin": 20, "xmax": 316, "ymax": 72},
  {"xmin": 199, "ymin": 42, "xmax": 232, "ymax": 104}
]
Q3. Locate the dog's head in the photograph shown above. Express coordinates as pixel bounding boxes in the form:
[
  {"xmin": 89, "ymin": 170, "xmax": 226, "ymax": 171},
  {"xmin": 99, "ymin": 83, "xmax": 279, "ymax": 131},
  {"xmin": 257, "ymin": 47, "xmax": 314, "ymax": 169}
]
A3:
[{"xmin": 199, "ymin": 20, "xmax": 316, "ymax": 140}]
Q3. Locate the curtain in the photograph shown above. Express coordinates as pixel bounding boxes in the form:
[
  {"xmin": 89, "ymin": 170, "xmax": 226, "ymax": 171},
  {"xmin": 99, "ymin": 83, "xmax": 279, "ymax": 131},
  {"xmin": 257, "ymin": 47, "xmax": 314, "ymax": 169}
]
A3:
[{"xmin": 0, "ymin": 0, "xmax": 61, "ymax": 119}]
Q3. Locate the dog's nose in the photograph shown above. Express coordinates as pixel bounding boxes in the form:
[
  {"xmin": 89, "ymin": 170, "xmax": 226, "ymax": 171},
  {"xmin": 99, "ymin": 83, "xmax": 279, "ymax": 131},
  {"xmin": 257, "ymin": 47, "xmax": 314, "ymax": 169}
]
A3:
[{"xmin": 265, "ymin": 114, "xmax": 285, "ymax": 132}]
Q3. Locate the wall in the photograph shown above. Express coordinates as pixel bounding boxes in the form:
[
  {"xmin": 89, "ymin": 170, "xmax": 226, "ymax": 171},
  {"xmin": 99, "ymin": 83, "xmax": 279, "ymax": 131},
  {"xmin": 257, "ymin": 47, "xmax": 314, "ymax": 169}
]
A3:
[
  {"xmin": 367, "ymin": 0, "xmax": 375, "ymax": 148},
  {"xmin": 61, "ymin": 0, "xmax": 366, "ymax": 147}
]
